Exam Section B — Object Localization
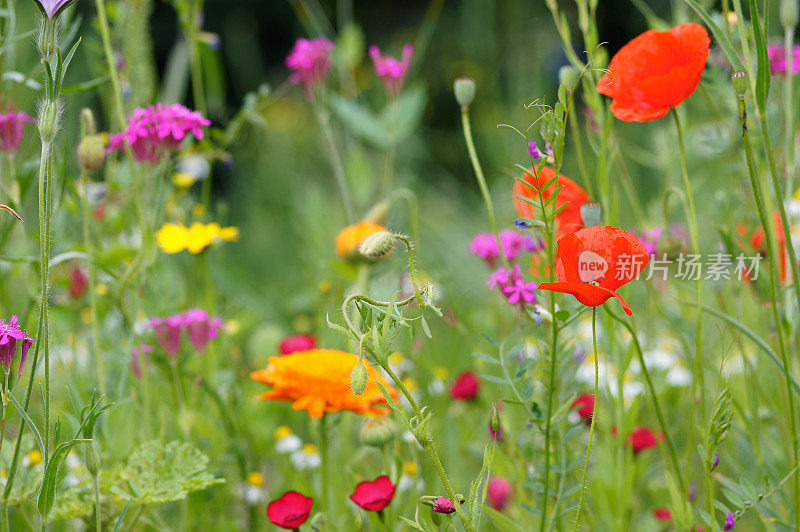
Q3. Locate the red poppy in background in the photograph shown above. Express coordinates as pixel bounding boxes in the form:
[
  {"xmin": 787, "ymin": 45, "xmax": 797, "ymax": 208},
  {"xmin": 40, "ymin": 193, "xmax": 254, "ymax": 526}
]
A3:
[
  {"xmin": 350, "ymin": 475, "xmax": 396, "ymax": 512},
  {"xmin": 628, "ymin": 426, "xmax": 662, "ymax": 454},
  {"xmin": 278, "ymin": 334, "xmax": 317, "ymax": 355},
  {"xmin": 267, "ymin": 491, "xmax": 314, "ymax": 529},
  {"xmin": 513, "ymin": 166, "xmax": 589, "ymax": 239},
  {"xmin": 537, "ymin": 226, "xmax": 649, "ymax": 315},
  {"xmin": 749, "ymin": 211, "xmax": 790, "ymax": 284},
  {"xmin": 654, "ymin": 508, "xmax": 672, "ymax": 521},
  {"xmin": 597, "ymin": 23, "xmax": 710, "ymax": 122},
  {"xmin": 449, "ymin": 371, "xmax": 479, "ymax": 400},
  {"xmin": 571, "ymin": 393, "xmax": 595, "ymax": 424}
]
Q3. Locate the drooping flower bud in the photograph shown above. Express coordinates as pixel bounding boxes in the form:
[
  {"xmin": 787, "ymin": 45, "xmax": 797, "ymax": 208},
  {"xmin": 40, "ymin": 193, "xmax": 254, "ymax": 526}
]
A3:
[
  {"xmin": 454, "ymin": 77, "xmax": 476, "ymax": 108},
  {"xmin": 359, "ymin": 230, "xmax": 396, "ymax": 262},
  {"xmin": 360, "ymin": 416, "xmax": 398, "ymax": 447},
  {"xmin": 580, "ymin": 201, "xmax": 602, "ymax": 227},
  {"xmin": 731, "ymin": 71, "xmax": 748, "ymax": 97},
  {"xmin": 350, "ymin": 363, "xmax": 368, "ymax": 395}
]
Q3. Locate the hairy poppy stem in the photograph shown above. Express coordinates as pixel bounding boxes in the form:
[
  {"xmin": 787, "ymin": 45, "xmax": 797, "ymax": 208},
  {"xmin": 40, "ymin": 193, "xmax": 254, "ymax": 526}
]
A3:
[
  {"xmin": 573, "ymin": 307, "xmax": 598, "ymax": 530},
  {"xmin": 737, "ymin": 92, "xmax": 800, "ymax": 530}
]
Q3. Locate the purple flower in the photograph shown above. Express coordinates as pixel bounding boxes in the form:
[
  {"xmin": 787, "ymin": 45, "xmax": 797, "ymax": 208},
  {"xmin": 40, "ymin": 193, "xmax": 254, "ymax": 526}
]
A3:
[
  {"xmin": 712, "ymin": 452, "xmax": 720, "ymax": 467},
  {"xmin": 528, "ymin": 141, "xmax": 543, "ymax": 160},
  {"xmin": 767, "ymin": 43, "xmax": 800, "ymax": 75},
  {"xmin": 633, "ymin": 227, "xmax": 663, "ymax": 255},
  {"xmin": 503, "ymin": 278, "xmax": 537, "ymax": 305},
  {"xmin": 286, "ymin": 38, "xmax": 335, "ymax": 97},
  {"xmin": 33, "ymin": 0, "xmax": 78, "ymax": 19},
  {"xmin": 0, "ymin": 315, "xmax": 32, "ymax": 375},
  {"xmin": 149, "ymin": 315, "xmax": 184, "ymax": 357},
  {"xmin": 107, "ymin": 104, "xmax": 210, "ymax": 164},
  {"xmin": 131, "ymin": 343, "xmax": 154, "ymax": 380},
  {"xmin": 0, "ymin": 111, "xmax": 33, "ymax": 153},
  {"xmin": 369, "ymin": 44, "xmax": 413, "ymax": 95},
  {"xmin": 147, "ymin": 309, "xmax": 223, "ymax": 357},
  {"xmin": 470, "ymin": 233, "xmax": 500, "ymax": 266},
  {"xmin": 724, "ymin": 512, "xmax": 735, "ymax": 531},
  {"xmin": 499, "ymin": 229, "xmax": 526, "ymax": 261},
  {"xmin": 431, "ymin": 497, "xmax": 455, "ymax": 514},
  {"xmin": 486, "ymin": 265, "xmax": 519, "ymax": 290}
]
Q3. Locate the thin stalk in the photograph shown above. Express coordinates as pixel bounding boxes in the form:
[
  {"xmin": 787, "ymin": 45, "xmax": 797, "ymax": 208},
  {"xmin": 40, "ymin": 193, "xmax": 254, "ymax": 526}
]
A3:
[
  {"xmin": 79, "ymin": 171, "xmax": 104, "ymax": 395},
  {"xmin": 573, "ymin": 307, "xmax": 598, "ymax": 530},
  {"xmin": 92, "ymin": 474, "xmax": 101, "ymax": 532},
  {"xmin": 784, "ymin": 25, "xmax": 796, "ymax": 200},
  {"xmin": 40, "ymin": 143, "xmax": 53, "ymax": 468},
  {"xmin": 314, "ymin": 105, "xmax": 355, "ymax": 223},
  {"xmin": 738, "ymin": 94, "xmax": 800, "ymax": 529},
  {"xmin": 460, "ymin": 105, "xmax": 510, "ymax": 269},
  {"xmin": 318, "ymin": 414, "xmax": 331, "ymax": 518}
]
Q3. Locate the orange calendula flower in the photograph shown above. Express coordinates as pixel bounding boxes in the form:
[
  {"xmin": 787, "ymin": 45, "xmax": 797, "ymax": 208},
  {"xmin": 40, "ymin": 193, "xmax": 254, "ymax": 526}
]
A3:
[
  {"xmin": 597, "ymin": 23, "xmax": 710, "ymax": 122},
  {"xmin": 250, "ymin": 349, "xmax": 396, "ymax": 418},
  {"xmin": 156, "ymin": 222, "xmax": 239, "ymax": 254},
  {"xmin": 335, "ymin": 221, "xmax": 386, "ymax": 258}
]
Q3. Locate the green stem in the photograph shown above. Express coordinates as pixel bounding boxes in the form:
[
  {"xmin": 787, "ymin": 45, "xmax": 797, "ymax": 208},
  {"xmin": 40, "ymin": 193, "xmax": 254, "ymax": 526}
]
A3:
[
  {"xmin": 314, "ymin": 105, "xmax": 355, "ymax": 223},
  {"xmin": 79, "ymin": 171, "xmax": 104, "ymax": 395},
  {"xmin": 318, "ymin": 414, "xmax": 331, "ymax": 518},
  {"xmin": 573, "ymin": 307, "xmax": 598, "ymax": 530},
  {"xmin": 92, "ymin": 474, "xmax": 101, "ymax": 532},
  {"xmin": 784, "ymin": 26, "xmax": 796, "ymax": 201},
  {"xmin": 460, "ymin": 105, "xmax": 510, "ymax": 269},
  {"xmin": 738, "ymin": 94, "xmax": 799, "ymax": 529},
  {"xmin": 40, "ymin": 142, "xmax": 53, "ymax": 470}
]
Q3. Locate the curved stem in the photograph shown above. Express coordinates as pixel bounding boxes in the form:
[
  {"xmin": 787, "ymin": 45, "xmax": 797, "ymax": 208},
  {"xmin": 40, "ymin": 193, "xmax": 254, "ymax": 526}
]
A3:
[{"xmin": 573, "ymin": 307, "xmax": 598, "ymax": 530}]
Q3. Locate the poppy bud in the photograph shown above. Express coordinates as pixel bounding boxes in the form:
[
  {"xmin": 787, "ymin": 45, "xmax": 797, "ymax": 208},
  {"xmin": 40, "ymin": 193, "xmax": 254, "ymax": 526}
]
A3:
[
  {"xmin": 782, "ymin": 0, "xmax": 798, "ymax": 29},
  {"xmin": 360, "ymin": 416, "xmax": 398, "ymax": 446},
  {"xmin": 580, "ymin": 201, "xmax": 601, "ymax": 227},
  {"xmin": 731, "ymin": 71, "xmax": 748, "ymax": 97},
  {"xmin": 77, "ymin": 135, "xmax": 106, "ymax": 173},
  {"xmin": 454, "ymin": 77, "xmax": 476, "ymax": 108},
  {"xmin": 490, "ymin": 402, "xmax": 501, "ymax": 432},
  {"xmin": 365, "ymin": 201, "xmax": 390, "ymax": 224},
  {"xmin": 558, "ymin": 65, "xmax": 579, "ymax": 88},
  {"xmin": 350, "ymin": 363, "xmax": 368, "ymax": 395},
  {"xmin": 359, "ymin": 230, "xmax": 396, "ymax": 262}
]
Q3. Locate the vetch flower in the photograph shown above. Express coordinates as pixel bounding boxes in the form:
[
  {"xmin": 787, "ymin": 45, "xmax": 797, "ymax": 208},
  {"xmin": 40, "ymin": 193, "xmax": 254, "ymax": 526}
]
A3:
[
  {"xmin": 537, "ymin": 226, "xmax": 650, "ymax": 316},
  {"xmin": 267, "ymin": 491, "xmax": 314, "ymax": 529},
  {"xmin": 250, "ymin": 349, "xmax": 396, "ymax": 418},
  {"xmin": 369, "ymin": 44, "xmax": 413, "ymax": 95},
  {"xmin": 107, "ymin": 103, "xmax": 210, "ymax": 163},
  {"xmin": 286, "ymin": 38, "xmax": 335, "ymax": 97},
  {"xmin": 32, "ymin": 0, "xmax": 78, "ymax": 19},
  {"xmin": 0, "ymin": 111, "xmax": 33, "ymax": 152},
  {"xmin": 597, "ymin": 23, "xmax": 710, "ymax": 122},
  {"xmin": 724, "ymin": 512, "xmax": 735, "ymax": 530},
  {"xmin": 431, "ymin": 497, "xmax": 456, "ymax": 514},
  {"xmin": 0, "ymin": 315, "xmax": 32, "ymax": 375},
  {"xmin": 278, "ymin": 334, "xmax": 317, "ymax": 355},
  {"xmin": 449, "ymin": 371, "xmax": 479, "ymax": 400},
  {"xmin": 349, "ymin": 475, "xmax": 396, "ymax": 512},
  {"xmin": 156, "ymin": 222, "xmax": 239, "ymax": 254},
  {"xmin": 513, "ymin": 167, "xmax": 590, "ymax": 239},
  {"xmin": 487, "ymin": 477, "xmax": 511, "ymax": 511},
  {"xmin": 767, "ymin": 43, "xmax": 800, "ymax": 74}
]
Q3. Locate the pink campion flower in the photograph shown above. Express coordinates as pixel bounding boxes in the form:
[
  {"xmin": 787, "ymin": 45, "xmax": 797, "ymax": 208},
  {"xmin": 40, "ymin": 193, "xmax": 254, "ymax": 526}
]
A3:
[
  {"xmin": 0, "ymin": 111, "xmax": 33, "ymax": 153},
  {"xmin": 278, "ymin": 334, "xmax": 316, "ymax": 355},
  {"xmin": 32, "ymin": 0, "xmax": 78, "ymax": 19},
  {"xmin": 183, "ymin": 309, "xmax": 224, "ymax": 352},
  {"xmin": 470, "ymin": 233, "xmax": 500, "ymax": 266},
  {"xmin": 431, "ymin": 497, "xmax": 455, "ymax": 514},
  {"xmin": 369, "ymin": 44, "xmax": 413, "ymax": 95},
  {"xmin": 503, "ymin": 277, "xmax": 537, "ymax": 305},
  {"xmin": 148, "ymin": 315, "xmax": 184, "ymax": 357},
  {"xmin": 286, "ymin": 38, "xmax": 335, "ymax": 97},
  {"xmin": 767, "ymin": 43, "xmax": 800, "ymax": 75},
  {"xmin": 131, "ymin": 343, "xmax": 154, "ymax": 380},
  {"xmin": 107, "ymin": 103, "xmax": 210, "ymax": 164},
  {"xmin": 487, "ymin": 477, "xmax": 511, "ymax": 511},
  {"xmin": 0, "ymin": 315, "xmax": 33, "ymax": 375},
  {"xmin": 498, "ymin": 229, "xmax": 526, "ymax": 261},
  {"xmin": 68, "ymin": 266, "xmax": 88, "ymax": 299}
]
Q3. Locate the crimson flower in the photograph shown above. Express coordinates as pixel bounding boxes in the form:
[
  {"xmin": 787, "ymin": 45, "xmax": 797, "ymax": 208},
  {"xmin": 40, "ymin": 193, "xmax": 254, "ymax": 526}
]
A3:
[
  {"xmin": 431, "ymin": 497, "xmax": 456, "ymax": 514},
  {"xmin": 628, "ymin": 426, "xmax": 662, "ymax": 454},
  {"xmin": 571, "ymin": 393, "xmax": 595, "ymax": 424},
  {"xmin": 350, "ymin": 475, "xmax": 396, "ymax": 512},
  {"xmin": 513, "ymin": 166, "xmax": 589, "ymax": 239},
  {"xmin": 487, "ymin": 477, "xmax": 511, "ymax": 511},
  {"xmin": 0, "ymin": 111, "xmax": 33, "ymax": 152},
  {"xmin": 449, "ymin": 371, "xmax": 479, "ymax": 400},
  {"xmin": 597, "ymin": 23, "xmax": 710, "ymax": 122},
  {"xmin": 267, "ymin": 491, "xmax": 314, "ymax": 529},
  {"xmin": 537, "ymin": 226, "xmax": 649, "ymax": 316},
  {"xmin": 654, "ymin": 508, "xmax": 672, "ymax": 521},
  {"xmin": 278, "ymin": 334, "xmax": 317, "ymax": 355}
]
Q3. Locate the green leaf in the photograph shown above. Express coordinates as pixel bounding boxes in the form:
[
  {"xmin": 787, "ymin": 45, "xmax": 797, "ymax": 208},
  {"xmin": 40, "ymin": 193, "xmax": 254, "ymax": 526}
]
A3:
[
  {"xmin": 38, "ymin": 438, "xmax": 92, "ymax": 518},
  {"xmin": 748, "ymin": 0, "xmax": 770, "ymax": 110},
  {"xmin": 109, "ymin": 441, "xmax": 225, "ymax": 504}
]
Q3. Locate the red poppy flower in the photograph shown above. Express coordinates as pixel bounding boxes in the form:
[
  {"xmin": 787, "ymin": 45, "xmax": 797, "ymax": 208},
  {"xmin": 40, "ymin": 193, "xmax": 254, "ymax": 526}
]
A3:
[
  {"xmin": 537, "ymin": 226, "xmax": 649, "ymax": 315},
  {"xmin": 654, "ymin": 508, "xmax": 672, "ymax": 521},
  {"xmin": 597, "ymin": 23, "xmax": 710, "ymax": 122},
  {"xmin": 628, "ymin": 426, "xmax": 662, "ymax": 454},
  {"xmin": 513, "ymin": 166, "xmax": 589, "ymax": 239},
  {"xmin": 571, "ymin": 393, "xmax": 595, "ymax": 424},
  {"xmin": 449, "ymin": 371, "xmax": 479, "ymax": 400},
  {"xmin": 278, "ymin": 334, "xmax": 317, "ymax": 355},
  {"xmin": 267, "ymin": 491, "xmax": 314, "ymax": 529},
  {"xmin": 350, "ymin": 475, "xmax": 396, "ymax": 512},
  {"xmin": 749, "ymin": 211, "xmax": 791, "ymax": 284}
]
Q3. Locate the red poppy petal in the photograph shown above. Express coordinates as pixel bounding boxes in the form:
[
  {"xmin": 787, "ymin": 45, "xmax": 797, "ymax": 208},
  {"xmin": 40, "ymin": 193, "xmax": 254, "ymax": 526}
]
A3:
[
  {"xmin": 537, "ymin": 282, "xmax": 633, "ymax": 315},
  {"xmin": 513, "ymin": 167, "xmax": 589, "ymax": 239}
]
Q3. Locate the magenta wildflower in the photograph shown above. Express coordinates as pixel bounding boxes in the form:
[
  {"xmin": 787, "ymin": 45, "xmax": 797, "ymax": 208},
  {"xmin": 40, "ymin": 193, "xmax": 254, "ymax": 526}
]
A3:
[
  {"xmin": 369, "ymin": 44, "xmax": 413, "ymax": 95},
  {"xmin": 431, "ymin": 497, "xmax": 455, "ymax": 514},
  {"xmin": 0, "ymin": 111, "xmax": 33, "ymax": 153},
  {"xmin": 767, "ymin": 43, "xmax": 800, "ymax": 75},
  {"xmin": 0, "ymin": 315, "xmax": 32, "ymax": 375},
  {"xmin": 32, "ymin": 0, "xmax": 78, "ymax": 19},
  {"xmin": 131, "ymin": 343, "xmax": 154, "ymax": 380},
  {"xmin": 487, "ymin": 477, "xmax": 511, "ymax": 511},
  {"xmin": 286, "ymin": 38, "xmax": 335, "ymax": 97},
  {"xmin": 470, "ymin": 233, "xmax": 500, "ymax": 266},
  {"xmin": 503, "ymin": 277, "xmax": 537, "ymax": 305},
  {"xmin": 724, "ymin": 512, "xmax": 735, "ymax": 530},
  {"xmin": 147, "ymin": 309, "xmax": 223, "ymax": 356},
  {"xmin": 470, "ymin": 229, "xmax": 532, "ymax": 265},
  {"xmin": 149, "ymin": 315, "xmax": 184, "ymax": 356},
  {"xmin": 107, "ymin": 103, "xmax": 210, "ymax": 164},
  {"xmin": 634, "ymin": 227, "xmax": 663, "ymax": 255},
  {"xmin": 486, "ymin": 265, "xmax": 519, "ymax": 290},
  {"xmin": 528, "ymin": 141, "xmax": 543, "ymax": 160}
]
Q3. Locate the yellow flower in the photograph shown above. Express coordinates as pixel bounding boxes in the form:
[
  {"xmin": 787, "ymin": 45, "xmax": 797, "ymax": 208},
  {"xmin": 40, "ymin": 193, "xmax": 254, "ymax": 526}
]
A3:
[
  {"xmin": 171, "ymin": 172, "xmax": 197, "ymax": 188},
  {"xmin": 433, "ymin": 366, "xmax": 449, "ymax": 380},
  {"xmin": 274, "ymin": 426, "xmax": 293, "ymax": 440},
  {"xmin": 156, "ymin": 222, "xmax": 239, "ymax": 254},
  {"xmin": 27, "ymin": 450, "xmax": 42, "ymax": 467},
  {"xmin": 403, "ymin": 461, "xmax": 418, "ymax": 477},
  {"xmin": 246, "ymin": 471, "xmax": 265, "ymax": 487}
]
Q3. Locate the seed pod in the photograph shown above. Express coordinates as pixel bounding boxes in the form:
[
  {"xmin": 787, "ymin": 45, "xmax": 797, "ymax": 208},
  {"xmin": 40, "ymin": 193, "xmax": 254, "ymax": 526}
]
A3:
[
  {"xmin": 350, "ymin": 363, "xmax": 368, "ymax": 395},
  {"xmin": 454, "ymin": 77, "xmax": 476, "ymax": 108},
  {"xmin": 731, "ymin": 71, "xmax": 748, "ymax": 97},
  {"xmin": 580, "ymin": 201, "xmax": 602, "ymax": 227}
]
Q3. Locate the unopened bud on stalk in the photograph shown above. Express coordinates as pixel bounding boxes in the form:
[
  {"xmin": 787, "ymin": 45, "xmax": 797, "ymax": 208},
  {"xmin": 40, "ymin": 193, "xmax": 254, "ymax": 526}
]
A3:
[
  {"xmin": 365, "ymin": 201, "xmax": 390, "ymax": 224},
  {"xmin": 490, "ymin": 403, "xmax": 501, "ymax": 432},
  {"xmin": 350, "ymin": 363, "xmax": 368, "ymax": 395},
  {"xmin": 580, "ymin": 201, "xmax": 602, "ymax": 227},
  {"xmin": 77, "ymin": 136, "xmax": 105, "ymax": 173},
  {"xmin": 782, "ymin": 0, "xmax": 799, "ymax": 29},
  {"xmin": 359, "ymin": 230, "xmax": 396, "ymax": 261},
  {"xmin": 38, "ymin": 98, "xmax": 61, "ymax": 144},
  {"xmin": 360, "ymin": 416, "xmax": 398, "ymax": 446},
  {"xmin": 454, "ymin": 77, "xmax": 476, "ymax": 108},
  {"xmin": 558, "ymin": 65, "xmax": 580, "ymax": 88},
  {"xmin": 731, "ymin": 71, "xmax": 748, "ymax": 97},
  {"xmin": 80, "ymin": 108, "xmax": 97, "ymax": 137},
  {"xmin": 85, "ymin": 444, "xmax": 100, "ymax": 476}
]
